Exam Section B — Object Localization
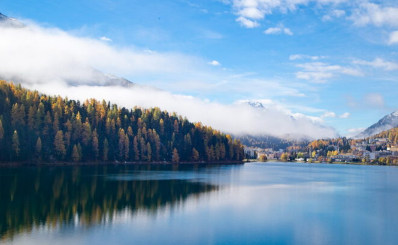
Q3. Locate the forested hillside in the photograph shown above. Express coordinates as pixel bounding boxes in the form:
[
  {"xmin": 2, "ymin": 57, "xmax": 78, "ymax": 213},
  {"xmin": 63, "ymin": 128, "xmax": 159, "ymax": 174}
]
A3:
[
  {"xmin": 238, "ymin": 134, "xmax": 301, "ymax": 150},
  {"xmin": 366, "ymin": 127, "xmax": 398, "ymax": 143},
  {"xmin": 0, "ymin": 81, "xmax": 244, "ymax": 163},
  {"xmin": 307, "ymin": 137, "xmax": 351, "ymax": 152}
]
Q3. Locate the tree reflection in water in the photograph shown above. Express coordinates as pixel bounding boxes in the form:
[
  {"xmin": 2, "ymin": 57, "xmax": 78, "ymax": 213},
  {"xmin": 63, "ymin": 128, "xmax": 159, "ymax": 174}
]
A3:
[{"xmin": 0, "ymin": 164, "xmax": 220, "ymax": 241}]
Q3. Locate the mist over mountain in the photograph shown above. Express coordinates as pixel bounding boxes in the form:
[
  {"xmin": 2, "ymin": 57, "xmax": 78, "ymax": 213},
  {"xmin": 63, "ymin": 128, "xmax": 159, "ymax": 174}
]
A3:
[
  {"xmin": 0, "ymin": 12, "xmax": 24, "ymax": 28},
  {"xmin": 0, "ymin": 67, "xmax": 135, "ymax": 88},
  {"xmin": 240, "ymin": 100, "xmax": 338, "ymax": 140},
  {"xmin": 0, "ymin": 13, "xmax": 134, "ymax": 88},
  {"xmin": 356, "ymin": 110, "xmax": 398, "ymax": 139},
  {"xmin": 0, "ymin": 12, "xmax": 338, "ymax": 140}
]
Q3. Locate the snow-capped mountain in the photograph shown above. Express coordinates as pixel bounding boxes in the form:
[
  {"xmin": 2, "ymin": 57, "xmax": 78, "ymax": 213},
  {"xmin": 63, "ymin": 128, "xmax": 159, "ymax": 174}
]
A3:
[
  {"xmin": 245, "ymin": 101, "xmax": 266, "ymax": 109},
  {"xmin": 242, "ymin": 100, "xmax": 327, "ymax": 124},
  {"xmin": 0, "ymin": 12, "xmax": 6, "ymax": 20},
  {"xmin": 66, "ymin": 68, "xmax": 135, "ymax": 87},
  {"xmin": 240, "ymin": 100, "xmax": 338, "ymax": 140},
  {"xmin": 356, "ymin": 110, "xmax": 398, "ymax": 139},
  {"xmin": 243, "ymin": 100, "xmax": 297, "ymax": 122},
  {"xmin": 0, "ymin": 12, "xmax": 24, "ymax": 28}
]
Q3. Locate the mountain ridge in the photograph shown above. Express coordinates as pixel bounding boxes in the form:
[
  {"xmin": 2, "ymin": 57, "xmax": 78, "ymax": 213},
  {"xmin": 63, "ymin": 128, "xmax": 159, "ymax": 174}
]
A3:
[
  {"xmin": 0, "ymin": 12, "xmax": 24, "ymax": 28},
  {"xmin": 356, "ymin": 110, "xmax": 398, "ymax": 138}
]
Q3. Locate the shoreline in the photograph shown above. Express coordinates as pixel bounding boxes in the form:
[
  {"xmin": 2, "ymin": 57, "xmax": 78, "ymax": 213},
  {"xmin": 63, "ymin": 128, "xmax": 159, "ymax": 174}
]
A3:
[
  {"xmin": 253, "ymin": 159, "xmax": 398, "ymax": 167},
  {"xmin": 0, "ymin": 160, "xmax": 245, "ymax": 168}
]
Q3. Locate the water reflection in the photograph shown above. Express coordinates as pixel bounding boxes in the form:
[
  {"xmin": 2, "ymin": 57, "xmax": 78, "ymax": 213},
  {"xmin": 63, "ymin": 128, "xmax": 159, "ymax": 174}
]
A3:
[
  {"xmin": 3, "ymin": 163, "xmax": 397, "ymax": 245},
  {"xmin": 0, "ymin": 165, "xmax": 220, "ymax": 241}
]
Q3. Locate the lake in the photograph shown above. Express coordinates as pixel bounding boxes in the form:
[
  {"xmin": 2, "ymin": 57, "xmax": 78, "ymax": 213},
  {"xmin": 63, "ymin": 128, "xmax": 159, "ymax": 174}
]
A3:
[{"xmin": 1, "ymin": 162, "xmax": 398, "ymax": 245}]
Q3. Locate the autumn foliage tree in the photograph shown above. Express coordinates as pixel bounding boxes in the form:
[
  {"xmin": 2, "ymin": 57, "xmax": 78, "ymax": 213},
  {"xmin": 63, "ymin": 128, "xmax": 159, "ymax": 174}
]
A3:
[
  {"xmin": 172, "ymin": 148, "xmax": 179, "ymax": 163},
  {"xmin": 54, "ymin": 130, "xmax": 66, "ymax": 159},
  {"xmin": 191, "ymin": 148, "xmax": 199, "ymax": 162},
  {"xmin": 0, "ymin": 80, "xmax": 244, "ymax": 163}
]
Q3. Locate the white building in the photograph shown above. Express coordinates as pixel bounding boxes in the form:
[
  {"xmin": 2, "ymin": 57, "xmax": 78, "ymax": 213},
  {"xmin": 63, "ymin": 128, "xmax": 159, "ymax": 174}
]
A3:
[
  {"xmin": 244, "ymin": 147, "xmax": 257, "ymax": 158},
  {"xmin": 363, "ymin": 152, "xmax": 376, "ymax": 160}
]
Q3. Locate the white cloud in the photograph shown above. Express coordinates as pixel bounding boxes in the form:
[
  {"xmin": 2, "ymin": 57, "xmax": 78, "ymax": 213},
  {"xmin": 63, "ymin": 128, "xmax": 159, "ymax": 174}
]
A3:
[
  {"xmin": 347, "ymin": 127, "xmax": 365, "ymax": 133},
  {"xmin": 201, "ymin": 30, "xmax": 223, "ymax": 39},
  {"xmin": 0, "ymin": 19, "xmax": 338, "ymax": 140},
  {"xmin": 289, "ymin": 54, "xmax": 327, "ymax": 60},
  {"xmin": 26, "ymin": 82, "xmax": 337, "ymax": 139},
  {"xmin": 347, "ymin": 93, "xmax": 387, "ymax": 110},
  {"xmin": 162, "ymin": 76, "xmax": 310, "ymax": 100},
  {"xmin": 264, "ymin": 25, "xmax": 293, "ymax": 35},
  {"xmin": 364, "ymin": 93, "xmax": 385, "ymax": 108},
  {"xmin": 208, "ymin": 60, "xmax": 221, "ymax": 66},
  {"xmin": 353, "ymin": 58, "xmax": 398, "ymax": 71},
  {"xmin": 295, "ymin": 71, "xmax": 333, "ymax": 83},
  {"xmin": 322, "ymin": 9, "xmax": 346, "ymax": 21},
  {"xmin": 322, "ymin": 15, "xmax": 332, "ymax": 21},
  {"xmin": 0, "ymin": 21, "xmax": 308, "ymax": 100},
  {"xmin": 264, "ymin": 27, "xmax": 279, "ymax": 34},
  {"xmin": 333, "ymin": 9, "xmax": 346, "ymax": 17},
  {"xmin": 236, "ymin": 16, "xmax": 260, "ymax": 28},
  {"xmin": 348, "ymin": 3, "xmax": 398, "ymax": 45},
  {"xmin": 231, "ymin": 0, "xmax": 347, "ymax": 28},
  {"xmin": 0, "ymin": 23, "xmax": 203, "ymax": 85},
  {"xmin": 100, "ymin": 36, "xmax": 112, "ymax": 42},
  {"xmin": 321, "ymin": 111, "xmax": 337, "ymax": 118},
  {"xmin": 283, "ymin": 28, "xmax": 293, "ymax": 35},
  {"xmin": 295, "ymin": 62, "xmax": 363, "ymax": 83},
  {"xmin": 291, "ymin": 113, "xmax": 324, "ymax": 124},
  {"xmin": 388, "ymin": 31, "xmax": 398, "ymax": 45},
  {"xmin": 346, "ymin": 127, "xmax": 366, "ymax": 138},
  {"xmin": 351, "ymin": 3, "xmax": 398, "ymax": 27},
  {"xmin": 230, "ymin": 0, "xmax": 398, "ymax": 48},
  {"xmin": 237, "ymin": 99, "xmax": 321, "ymax": 118},
  {"xmin": 339, "ymin": 112, "xmax": 350, "ymax": 118},
  {"xmin": 238, "ymin": 7, "xmax": 265, "ymax": 19},
  {"xmin": 290, "ymin": 54, "xmax": 305, "ymax": 60},
  {"xmin": 320, "ymin": 111, "xmax": 351, "ymax": 119}
]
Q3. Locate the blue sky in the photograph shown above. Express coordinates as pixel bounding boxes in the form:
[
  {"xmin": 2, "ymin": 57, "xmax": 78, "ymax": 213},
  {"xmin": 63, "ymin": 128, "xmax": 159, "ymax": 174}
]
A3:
[{"xmin": 1, "ymin": 0, "xmax": 398, "ymax": 137}]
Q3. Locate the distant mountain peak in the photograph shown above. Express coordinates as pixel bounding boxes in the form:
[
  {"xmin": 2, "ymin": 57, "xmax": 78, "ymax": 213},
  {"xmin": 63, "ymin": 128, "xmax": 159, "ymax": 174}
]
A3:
[
  {"xmin": 356, "ymin": 109, "xmax": 398, "ymax": 138},
  {"xmin": 243, "ymin": 101, "xmax": 266, "ymax": 109},
  {"xmin": 0, "ymin": 12, "xmax": 24, "ymax": 28},
  {"xmin": 239, "ymin": 100, "xmax": 268, "ymax": 110},
  {"xmin": 0, "ymin": 12, "xmax": 9, "ymax": 21}
]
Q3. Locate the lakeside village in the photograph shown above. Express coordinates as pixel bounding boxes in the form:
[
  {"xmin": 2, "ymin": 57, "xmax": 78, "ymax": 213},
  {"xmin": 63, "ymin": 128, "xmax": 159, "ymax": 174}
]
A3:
[{"xmin": 244, "ymin": 137, "xmax": 398, "ymax": 165}]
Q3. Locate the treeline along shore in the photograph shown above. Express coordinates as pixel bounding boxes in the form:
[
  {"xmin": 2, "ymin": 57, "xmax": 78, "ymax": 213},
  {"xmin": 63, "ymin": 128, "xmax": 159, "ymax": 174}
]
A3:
[{"xmin": 0, "ymin": 80, "xmax": 244, "ymax": 164}]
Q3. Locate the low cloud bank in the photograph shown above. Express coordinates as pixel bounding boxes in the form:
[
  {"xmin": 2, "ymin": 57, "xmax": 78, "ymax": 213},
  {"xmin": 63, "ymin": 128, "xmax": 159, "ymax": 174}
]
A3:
[
  {"xmin": 29, "ymin": 83, "xmax": 337, "ymax": 139},
  {"xmin": 0, "ymin": 20, "xmax": 337, "ymax": 139}
]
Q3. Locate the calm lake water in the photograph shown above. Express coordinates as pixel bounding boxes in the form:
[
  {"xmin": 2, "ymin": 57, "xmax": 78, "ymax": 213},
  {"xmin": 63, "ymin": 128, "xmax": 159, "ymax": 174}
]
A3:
[{"xmin": 1, "ymin": 162, "xmax": 398, "ymax": 245}]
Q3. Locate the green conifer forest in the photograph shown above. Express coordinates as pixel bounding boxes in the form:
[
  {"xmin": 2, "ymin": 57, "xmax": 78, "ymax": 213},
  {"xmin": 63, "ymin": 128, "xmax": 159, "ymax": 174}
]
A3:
[{"xmin": 0, "ymin": 81, "xmax": 244, "ymax": 163}]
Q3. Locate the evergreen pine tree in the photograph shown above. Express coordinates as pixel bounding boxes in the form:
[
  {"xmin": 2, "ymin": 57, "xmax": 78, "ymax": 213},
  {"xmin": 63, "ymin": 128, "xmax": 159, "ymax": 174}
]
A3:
[
  {"xmin": 0, "ymin": 119, "xmax": 4, "ymax": 142},
  {"xmin": 124, "ymin": 134, "xmax": 129, "ymax": 161},
  {"xmin": 12, "ymin": 130, "xmax": 20, "ymax": 158},
  {"xmin": 147, "ymin": 142, "xmax": 152, "ymax": 162},
  {"xmin": 92, "ymin": 134, "xmax": 99, "ymax": 160},
  {"xmin": 133, "ymin": 136, "xmax": 139, "ymax": 161},
  {"xmin": 172, "ymin": 148, "xmax": 179, "ymax": 163},
  {"xmin": 35, "ymin": 137, "xmax": 42, "ymax": 160},
  {"xmin": 72, "ymin": 145, "xmax": 79, "ymax": 162},
  {"xmin": 103, "ymin": 138, "xmax": 109, "ymax": 161},
  {"xmin": 54, "ymin": 131, "xmax": 66, "ymax": 159}
]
